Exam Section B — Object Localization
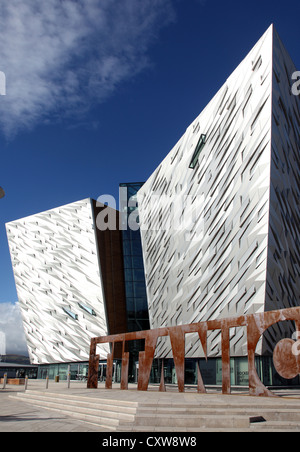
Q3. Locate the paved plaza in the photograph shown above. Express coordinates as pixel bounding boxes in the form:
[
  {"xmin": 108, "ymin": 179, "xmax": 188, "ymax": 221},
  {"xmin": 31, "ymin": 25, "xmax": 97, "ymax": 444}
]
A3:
[
  {"xmin": 1, "ymin": 380, "xmax": 300, "ymax": 432},
  {"xmin": 0, "ymin": 382, "xmax": 101, "ymax": 432}
]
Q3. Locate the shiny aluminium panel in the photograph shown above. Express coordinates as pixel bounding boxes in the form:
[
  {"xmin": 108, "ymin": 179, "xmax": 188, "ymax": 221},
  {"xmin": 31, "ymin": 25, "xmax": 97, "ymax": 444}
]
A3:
[
  {"xmin": 6, "ymin": 199, "xmax": 111, "ymax": 364},
  {"xmin": 137, "ymin": 25, "xmax": 300, "ymax": 359}
]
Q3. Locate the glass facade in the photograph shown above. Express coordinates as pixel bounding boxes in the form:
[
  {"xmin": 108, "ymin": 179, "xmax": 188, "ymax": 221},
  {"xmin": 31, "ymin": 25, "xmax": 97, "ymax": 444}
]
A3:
[
  {"xmin": 38, "ymin": 362, "xmax": 87, "ymax": 380},
  {"xmin": 37, "ymin": 360, "xmax": 123, "ymax": 383},
  {"xmin": 0, "ymin": 365, "xmax": 37, "ymax": 379},
  {"xmin": 119, "ymin": 182, "xmax": 150, "ymax": 381},
  {"xmin": 148, "ymin": 356, "xmax": 300, "ymax": 388},
  {"xmin": 119, "ymin": 182, "xmax": 149, "ymax": 333},
  {"xmin": 37, "ymin": 356, "xmax": 300, "ymax": 388}
]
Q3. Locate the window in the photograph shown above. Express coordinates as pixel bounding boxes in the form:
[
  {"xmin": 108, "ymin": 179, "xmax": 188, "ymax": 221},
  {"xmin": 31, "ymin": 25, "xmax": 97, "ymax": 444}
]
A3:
[
  {"xmin": 78, "ymin": 302, "xmax": 96, "ymax": 316},
  {"xmin": 189, "ymin": 134, "xmax": 206, "ymax": 169},
  {"xmin": 252, "ymin": 55, "xmax": 262, "ymax": 72},
  {"xmin": 62, "ymin": 307, "xmax": 78, "ymax": 320}
]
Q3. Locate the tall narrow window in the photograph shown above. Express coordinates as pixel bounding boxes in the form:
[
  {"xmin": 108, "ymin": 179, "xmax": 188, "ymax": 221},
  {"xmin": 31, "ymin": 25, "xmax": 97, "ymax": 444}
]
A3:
[
  {"xmin": 189, "ymin": 134, "xmax": 206, "ymax": 169},
  {"xmin": 63, "ymin": 307, "xmax": 78, "ymax": 320},
  {"xmin": 78, "ymin": 302, "xmax": 96, "ymax": 316}
]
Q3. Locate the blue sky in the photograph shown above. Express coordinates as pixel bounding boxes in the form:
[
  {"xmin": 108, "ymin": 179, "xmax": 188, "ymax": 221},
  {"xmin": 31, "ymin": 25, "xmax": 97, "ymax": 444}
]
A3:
[{"xmin": 0, "ymin": 0, "xmax": 299, "ymax": 353}]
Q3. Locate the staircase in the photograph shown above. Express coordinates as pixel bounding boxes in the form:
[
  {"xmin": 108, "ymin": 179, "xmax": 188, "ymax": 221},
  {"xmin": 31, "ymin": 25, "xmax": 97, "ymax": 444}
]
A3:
[
  {"xmin": 10, "ymin": 390, "xmax": 137, "ymax": 431},
  {"xmin": 130, "ymin": 401, "xmax": 300, "ymax": 431},
  {"xmin": 10, "ymin": 389, "xmax": 300, "ymax": 431}
]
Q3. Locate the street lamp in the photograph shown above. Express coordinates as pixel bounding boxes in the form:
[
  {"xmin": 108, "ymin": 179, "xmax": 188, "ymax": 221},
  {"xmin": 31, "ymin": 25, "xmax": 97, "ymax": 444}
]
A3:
[{"xmin": 0, "ymin": 187, "xmax": 5, "ymax": 199}]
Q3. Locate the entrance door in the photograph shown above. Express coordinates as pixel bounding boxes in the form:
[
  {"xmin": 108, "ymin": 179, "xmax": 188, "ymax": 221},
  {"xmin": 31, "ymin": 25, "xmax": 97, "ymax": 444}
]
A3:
[
  {"xmin": 99, "ymin": 363, "xmax": 107, "ymax": 382},
  {"xmin": 99, "ymin": 362, "xmax": 117, "ymax": 382}
]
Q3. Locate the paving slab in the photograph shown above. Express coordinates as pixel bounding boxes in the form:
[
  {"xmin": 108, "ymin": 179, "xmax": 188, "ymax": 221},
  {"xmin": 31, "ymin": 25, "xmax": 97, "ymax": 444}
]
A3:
[
  {"xmin": 0, "ymin": 385, "xmax": 102, "ymax": 432},
  {"xmin": 1, "ymin": 380, "xmax": 300, "ymax": 432}
]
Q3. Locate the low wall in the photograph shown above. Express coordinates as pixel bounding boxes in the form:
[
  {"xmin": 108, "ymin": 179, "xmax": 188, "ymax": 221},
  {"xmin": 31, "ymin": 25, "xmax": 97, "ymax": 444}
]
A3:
[{"xmin": 0, "ymin": 378, "xmax": 25, "ymax": 385}]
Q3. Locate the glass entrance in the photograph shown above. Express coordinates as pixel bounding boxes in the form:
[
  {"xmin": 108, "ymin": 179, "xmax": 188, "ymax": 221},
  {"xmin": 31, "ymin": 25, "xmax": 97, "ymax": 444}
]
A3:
[
  {"xmin": 99, "ymin": 362, "xmax": 117, "ymax": 382},
  {"xmin": 99, "ymin": 363, "xmax": 106, "ymax": 382}
]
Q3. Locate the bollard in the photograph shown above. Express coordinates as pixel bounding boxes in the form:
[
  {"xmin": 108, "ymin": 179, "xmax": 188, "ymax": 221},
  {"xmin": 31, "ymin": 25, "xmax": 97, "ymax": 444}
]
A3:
[
  {"xmin": 2, "ymin": 373, "xmax": 7, "ymax": 390},
  {"xmin": 25, "ymin": 375, "xmax": 28, "ymax": 391},
  {"xmin": 45, "ymin": 376, "xmax": 49, "ymax": 389}
]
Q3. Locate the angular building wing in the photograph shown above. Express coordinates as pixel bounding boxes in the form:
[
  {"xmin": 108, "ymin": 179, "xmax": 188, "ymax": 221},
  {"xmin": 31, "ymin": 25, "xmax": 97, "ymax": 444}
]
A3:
[
  {"xmin": 266, "ymin": 29, "xmax": 300, "ymax": 313},
  {"xmin": 137, "ymin": 25, "xmax": 300, "ymax": 358},
  {"xmin": 6, "ymin": 198, "xmax": 127, "ymax": 365}
]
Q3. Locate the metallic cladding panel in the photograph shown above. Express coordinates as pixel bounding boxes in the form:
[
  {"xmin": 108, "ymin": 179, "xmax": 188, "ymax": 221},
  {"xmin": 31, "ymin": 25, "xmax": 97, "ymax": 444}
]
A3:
[
  {"xmin": 261, "ymin": 29, "xmax": 300, "ymax": 353},
  {"xmin": 6, "ymin": 199, "xmax": 110, "ymax": 364},
  {"xmin": 138, "ymin": 25, "xmax": 299, "ymax": 358},
  {"xmin": 266, "ymin": 29, "xmax": 300, "ymax": 311}
]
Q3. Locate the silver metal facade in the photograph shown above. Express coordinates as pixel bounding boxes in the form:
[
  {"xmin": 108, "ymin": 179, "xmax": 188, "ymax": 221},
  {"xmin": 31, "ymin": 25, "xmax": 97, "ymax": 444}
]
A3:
[
  {"xmin": 138, "ymin": 25, "xmax": 300, "ymax": 358},
  {"xmin": 6, "ymin": 199, "xmax": 110, "ymax": 364}
]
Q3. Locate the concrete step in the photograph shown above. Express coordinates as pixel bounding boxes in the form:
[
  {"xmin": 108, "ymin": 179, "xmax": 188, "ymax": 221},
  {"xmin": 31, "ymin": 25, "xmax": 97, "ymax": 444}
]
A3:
[
  {"xmin": 18, "ymin": 396, "xmax": 134, "ymax": 423},
  {"xmin": 137, "ymin": 401, "xmax": 300, "ymax": 410},
  {"xmin": 122, "ymin": 400, "xmax": 300, "ymax": 431},
  {"xmin": 136, "ymin": 406, "xmax": 300, "ymax": 421},
  {"xmin": 128, "ymin": 412, "xmax": 250, "ymax": 429},
  {"xmin": 10, "ymin": 390, "xmax": 137, "ymax": 430},
  {"xmin": 9, "ymin": 398, "xmax": 119, "ymax": 430},
  {"xmin": 16, "ymin": 390, "xmax": 137, "ymax": 417},
  {"xmin": 250, "ymin": 420, "xmax": 300, "ymax": 430},
  {"xmin": 23, "ymin": 389, "xmax": 139, "ymax": 409},
  {"xmin": 120, "ymin": 425, "xmax": 295, "ymax": 432},
  {"xmin": 10, "ymin": 389, "xmax": 300, "ymax": 432}
]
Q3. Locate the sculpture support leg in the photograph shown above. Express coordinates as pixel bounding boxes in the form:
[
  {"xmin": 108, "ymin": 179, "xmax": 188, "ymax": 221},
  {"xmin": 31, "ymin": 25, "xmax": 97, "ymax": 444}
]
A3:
[
  {"xmin": 87, "ymin": 339, "xmax": 99, "ymax": 389},
  {"xmin": 169, "ymin": 329, "xmax": 185, "ymax": 392},
  {"xmin": 247, "ymin": 316, "xmax": 275, "ymax": 397},
  {"xmin": 197, "ymin": 361, "xmax": 206, "ymax": 394},
  {"xmin": 221, "ymin": 325, "xmax": 231, "ymax": 395},
  {"xmin": 137, "ymin": 332, "xmax": 159, "ymax": 391},
  {"xmin": 105, "ymin": 353, "xmax": 114, "ymax": 389},
  {"xmin": 121, "ymin": 341, "xmax": 129, "ymax": 390}
]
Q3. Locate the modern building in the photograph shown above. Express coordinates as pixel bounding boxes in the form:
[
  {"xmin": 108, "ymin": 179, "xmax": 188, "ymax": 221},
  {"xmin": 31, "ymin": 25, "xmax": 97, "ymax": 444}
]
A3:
[
  {"xmin": 6, "ymin": 189, "xmax": 150, "ymax": 381},
  {"xmin": 6, "ymin": 198, "xmax": 128, "ymax": 379},
  {"xmin": 137, "ymin": 25, "xmax": 300, "ymax": 386},
  {"xmin": 6, "ymin": 25, "xmax": 300, "ymax": 387}
]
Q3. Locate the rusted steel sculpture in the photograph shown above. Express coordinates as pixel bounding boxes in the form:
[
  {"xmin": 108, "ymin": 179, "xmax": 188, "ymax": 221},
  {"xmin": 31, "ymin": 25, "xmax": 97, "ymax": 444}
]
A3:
[{"xmin": 87, "ymin": 306, "xmax": 300, "ymax": 397}]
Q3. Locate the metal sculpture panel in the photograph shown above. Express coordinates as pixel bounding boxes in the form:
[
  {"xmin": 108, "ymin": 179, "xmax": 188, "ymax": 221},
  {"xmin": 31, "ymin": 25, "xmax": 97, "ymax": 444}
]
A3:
[{"xmin": 87, "ymin": 306, "xmax": 300, "ymax": 397}]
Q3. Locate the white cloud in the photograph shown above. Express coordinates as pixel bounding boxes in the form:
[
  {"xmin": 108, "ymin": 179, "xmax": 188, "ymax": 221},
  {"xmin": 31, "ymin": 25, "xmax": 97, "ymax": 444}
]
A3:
[
  {"xmin": 0, "ymin": 0, "xmax": 175, "ymax": 137},
  {"xmin": 0, "ymin": 302, "xmax": 28, "ymax": 355}
]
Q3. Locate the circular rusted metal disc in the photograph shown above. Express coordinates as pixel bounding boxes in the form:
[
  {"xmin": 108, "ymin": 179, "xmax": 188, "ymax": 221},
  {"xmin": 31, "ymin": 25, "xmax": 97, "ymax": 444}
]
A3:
[{"xmin": 273, "ymin": 338, "xmax": 300, "ymax": 380}]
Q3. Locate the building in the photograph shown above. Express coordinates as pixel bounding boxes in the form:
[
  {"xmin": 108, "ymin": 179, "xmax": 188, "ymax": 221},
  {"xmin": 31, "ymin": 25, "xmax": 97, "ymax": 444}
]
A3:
[
  {"xmin": 6, "ymin": 198, "xmax": 128, "ymax": 379},
  {"xmin": 6, "ymin": 25, "xmax": 300, "ymax": 387},
  {"xmin": 137, "ymin": 25, "xmax": 300, "ymax": 386},
  {"xmin": 0, "ymin": 362, "xmax": 38, "ymax": 379}
]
